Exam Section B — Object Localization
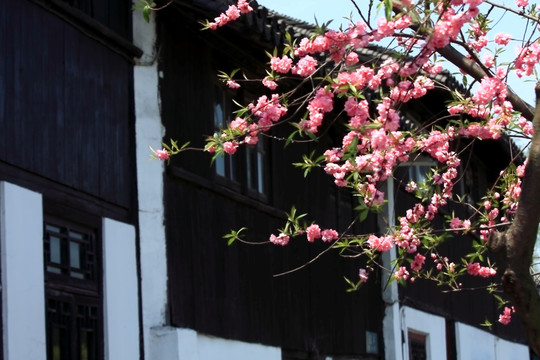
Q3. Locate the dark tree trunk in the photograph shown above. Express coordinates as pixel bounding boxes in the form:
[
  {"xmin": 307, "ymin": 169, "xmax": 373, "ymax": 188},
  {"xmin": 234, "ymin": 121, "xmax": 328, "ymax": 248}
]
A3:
[{"xmin": 488, "ymin": 82, "xmax": 540, "ymax": 357}]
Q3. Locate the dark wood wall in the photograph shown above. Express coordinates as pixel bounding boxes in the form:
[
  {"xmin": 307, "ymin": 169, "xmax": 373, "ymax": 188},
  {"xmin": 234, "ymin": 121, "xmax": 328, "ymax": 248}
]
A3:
[
  {"xmin": 0, "ymin": 0, "xmax": 136, "ymax": 222},
  {"xmin": 159, "ymin": 7, "xmax": 384, "ymax": 357}
]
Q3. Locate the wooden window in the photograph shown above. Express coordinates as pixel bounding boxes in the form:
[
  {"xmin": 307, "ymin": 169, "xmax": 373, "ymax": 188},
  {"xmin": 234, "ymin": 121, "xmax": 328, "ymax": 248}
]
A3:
[
  {"xmin": 214, "ymin": 86, "xmax": 270, "ymax": 199},
  {"xmin": 408, "ymin": 331, "xmax": 427, "ymax": 360},
  {"xmin": 44, "ymin": 216, "xmax": 102, "ymax": 360},
  {"xmin": 214, "ymin": 86, "xmax": 239, "ymax": 184},
  {"xmin": 245, "ymin": 135, "xmax": 269, "ymax": 198}
]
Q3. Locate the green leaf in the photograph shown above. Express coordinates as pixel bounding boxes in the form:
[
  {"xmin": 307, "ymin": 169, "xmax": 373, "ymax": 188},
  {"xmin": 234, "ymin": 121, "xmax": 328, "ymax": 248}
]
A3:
[
  {"xmin": 359, "ymin": 209, "xmax": 369, "ymax": 222},
  {"xmin": 384, "ymin": 0, "xmax": 393, "ymax": 20},
  {"xmin": 142, "ymin": 6, "xmax": 151, "ymax": 22}
]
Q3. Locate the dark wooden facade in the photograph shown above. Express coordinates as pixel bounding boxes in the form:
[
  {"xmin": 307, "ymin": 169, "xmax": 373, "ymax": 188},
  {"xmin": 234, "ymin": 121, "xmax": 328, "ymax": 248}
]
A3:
[
  {"xmin": 0, "ymin": 0, "xmax": 138, "ymax": 223},
  {"xmin": 1, "ymin": 0, "xmax": 139, "ymax": 359},
  {"xmin": 157, "ymin": 0, "xmax": 528, "ymax": 356},
  {"xmin": 159, "ymin": 3, "xmax": 384, "ymax": 357}
]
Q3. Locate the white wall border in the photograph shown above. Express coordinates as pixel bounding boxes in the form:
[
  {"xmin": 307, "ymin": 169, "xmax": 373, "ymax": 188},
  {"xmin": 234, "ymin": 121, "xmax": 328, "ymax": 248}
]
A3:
[
  {"xmin": 133, "ymin": 9, "xmax": 169, "ymax": 358},
  {"xmin": 0, "ymin": 181, "xmax": 46, "ymax": 360},
  {"xmin": 103, "ymin": 218, "xmax": 140, "ymax": 360},
  {"xmin": 401, "ymin": 306, "xmax": 447, "ymax": 360},
  {"xmin": 150, "ymin": 327, "xmax": 281, "ymax": 360},
  {"xmin": 455, "ymin": 322, "xmax": 529, "ymax": 360}
]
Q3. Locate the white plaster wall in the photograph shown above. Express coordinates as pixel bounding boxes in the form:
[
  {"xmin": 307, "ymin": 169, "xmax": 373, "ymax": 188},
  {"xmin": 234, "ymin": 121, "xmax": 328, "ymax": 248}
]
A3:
[
  {"xmin": 198, "ymin": 333, "xmax": 281, "ymax": 360},
  {"xmin": 495, "ymin": 337, "xmax": 529, "ymax": 360},
  {"xmin": 380, "ymin": 178, "xmax": 404, "ymax": 360},
  {"xmin": 102, "ymin": 218, "xmax": 140, "ymax": 360},
  {"xmin": 0, "ymin": 182, "xmax": 46, "ymax": 360},
  {"xmin": 455, "ymin": 322, "xmax": 496, "ymax": 360},
  {"xmin": 455, "ymin": 322, "xmax": 529, "ymax": 360},
  {"xmin": 150, "ymin": 327, "xmax": 281, "ymax": 360},
  {"xmin": 133, "ymin": 9, "xmax": 169, "ymax": 359},
  {"xmin": 402, "ymin": 306, "xmax": 447, "ymax": 360}
]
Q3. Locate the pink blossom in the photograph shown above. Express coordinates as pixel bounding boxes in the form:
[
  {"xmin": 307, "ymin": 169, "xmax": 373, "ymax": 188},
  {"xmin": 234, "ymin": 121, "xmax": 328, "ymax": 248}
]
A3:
[
  {"xmin": 516, "ymin": 164, "xmax": 526, "ymax": 177},
  {"xmin": 208, "ymin": 2, "xmax": 251, "ymax": 30},
  {"xmin": 321, "ymin": 229, "xmax": 339, "ymax": 242},
  {"xmin": 514, "ymin": 42, "xmax": 540, "ymax": 78},
  {"xmin": 359, "ymin": 268, "xmax": 369, "ymax": 282},
  {"xmin": 306, "ymin": 224, "xmax": 321, "ymax": 242},
  {"xmin": 467, "ymin": 262, "xmax": 497, "ymax": 277},
  {"xmin": 370, "ymin": 129, "xmax": 388, "ymax": 150},
  {"xmin": 225, "ymin": 5, "xmax": 241, "ymax": 21},
  {"xmin": 262, "ymin": 77, "xmax": 278, "ymax": 90},
  {"xmin": 482, "ymin": 52, "xmax": 494, "ymax": 68},
  {"xmin": 346, "ymin": 52, "xmax": 359, "ymax": 66},
  {"xmin": 472, "ymin": 76, "xmax": 507, "ymax": 106},
  {"xmin": 515, "ymin": 0, "xmax": 528, "ymax": 6},
  {"xmin": 223, "ymin": 141, "xmax": 238, "ymax": 155},
  {"xmin": 394, "ymin": 266, "xmax": 409, "ymax": 281},
  {"xmin": 249, "ymin": 94, "xmax": 288, "ymax": 129},
  {"xmin": 230, "ymin": 117, "xmax": 247, "ymax": 131},
  {"xmin": 269, "ymin": 233, "xmax": 290, "ymax": 246},
  {"xmin": 449, "ymin": 217, "xmax": 463, "ymax": 230},
  {"xmin": 155, "ymin": 148, "xmax": 170, "ymax": 161},
  {"xmin": 244, "ymin": 136, "xmax": 258, "ymax": 145},
  {"xmin": 498, "ymin": 306, "xmax": 514, "ymax": 325},
  {"xmin": 292, "ymin": 55, "xmax": 318, "ymax": 77},
  {"xmin": 494, "ymin": 33, "xmax": 512, "ymax": 45},
  {"xmin": 226, "ymin": 79, "xmax": 240, "ymax": 89},
  {"xmin": 367, "ymin": 235, "xmax": 393, "ymax": 252},
  {"xmin": 496, "ymin": 66, "xmax": 507, "ymax": 79},
  {"xmin": 411, "ymin": 253, "xmax": 426, "ymax": 271},
  {"xmin": 405, "ymin": 181, "xmax": 417, "ymax": 193},
  {"xmin": 270, "ymin": 56, "xmax": 293, "ymax": 74},
  {"xmin": 237, "ymin": 0, "xmax": 253, "ymax": 14}
]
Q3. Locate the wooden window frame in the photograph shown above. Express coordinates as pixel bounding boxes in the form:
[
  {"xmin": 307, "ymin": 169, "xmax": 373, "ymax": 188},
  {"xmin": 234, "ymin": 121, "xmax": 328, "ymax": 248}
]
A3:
[
  {"xmin": 44, "ymin": 213, "xmax": 103, "ymax": 360},
  {"xmin": 213, "ymin": 85, "xmax": 271, "ymax": 202}
]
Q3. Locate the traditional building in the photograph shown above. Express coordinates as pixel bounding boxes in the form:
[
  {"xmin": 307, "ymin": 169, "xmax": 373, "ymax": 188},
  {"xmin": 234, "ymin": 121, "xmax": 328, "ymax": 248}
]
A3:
[{"xmin": 0, "ymin": 0, "xmax": 531, "ymax": 359}]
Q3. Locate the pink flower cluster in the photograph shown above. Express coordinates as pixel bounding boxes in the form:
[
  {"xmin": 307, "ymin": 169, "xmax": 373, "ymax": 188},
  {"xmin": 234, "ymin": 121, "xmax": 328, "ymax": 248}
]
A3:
[
  {"xmin": 418, "ymin": 130, "xmax": 452, "ymax": 163},
  {"xmin": 292, "ymin": 55, "xmax": 318, "ymax": 77},
  {"xmin": 306, "ymin": 224, "xmax": 339, "ymax": 243},
  {"xmin": 223, "ymin": 141, "xmax": 239, "ymax": 155},
  {"xmin": 301, "ymin": 88, "xmax": 334, "ymax": 133},
  {"xmin": 494, "ymin": 33, "xmax": 512, "ymax": 46},
  {"xmin": 269, "ymin": 233, "xmax": 290, "ymax": 246},
  {"xmin": 389, "ymin": 76, "xmax": 435, "ymax": 103},
  {"xmin": 467, "ymin": 262, "xmax": 497, "ymax": 277},
  {"xmin": 498, "ymin": 306, "xmax": 515, "ymax": 325},
  {"xmin": 208, "ymin": 0, "xmax": 253, "ymax": 30},
  {"xmin": 226, "ymin": 79, "xmax": 240, "ymax": 89},
  {"xmin": 394, "ymin": 266, "xmax": 410, "ymax": 281},
  {"xmin": 449, "ymin": 217, "xmax": 471, "ymax": 233},
  {"xmin": 155, "ymin": 148, "xmax": 170, "ymax": 161},
  {"xmin": 410, "ymin": 253, "xmax": 426, "ymax": 271},
  {"xmin": 295, "ymin": 21, "xmax": 371, "ymax": 63},
  {"xmin": 358, "ymin": 268, "xmax": 369, "ymax": 282},
  {"xmin": 427, "ymin": 3, "xmax": 479, "ymax": 50},
  {"xmin": 270, "ymin": 56, "xmax": 293, "ymax": 74},
  {"xmin": 514, "ymin": 41, "xmax": 540, "ymax": 78},
  {"xmin": 396, "ymin": 215, "xmax": 421, "ymax": 253},
  {"xmin": 367, "ymin": 234, "xmax": 393, "ymax": 252},
  {"xmin": 248, "ymin": 94, "xmax": 288, "ymax": 130},
  {"xmin": 472, "ymin": 77, "xmax": 507, "ymax": 106}
]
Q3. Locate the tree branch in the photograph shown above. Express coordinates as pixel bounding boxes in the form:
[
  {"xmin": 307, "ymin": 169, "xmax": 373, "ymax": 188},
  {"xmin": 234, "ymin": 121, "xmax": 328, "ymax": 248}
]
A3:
[{"xmin": 489, "ymin": 81, "xmax": 540, "ymax": 356}]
